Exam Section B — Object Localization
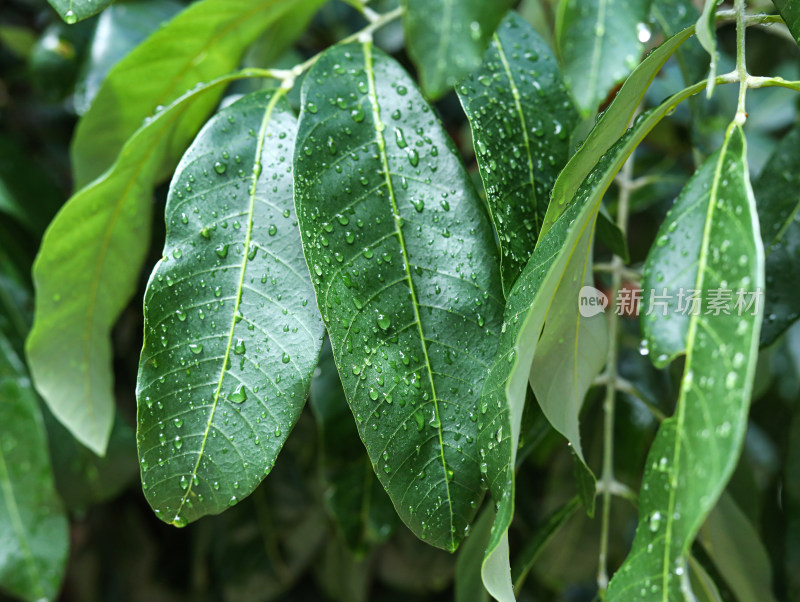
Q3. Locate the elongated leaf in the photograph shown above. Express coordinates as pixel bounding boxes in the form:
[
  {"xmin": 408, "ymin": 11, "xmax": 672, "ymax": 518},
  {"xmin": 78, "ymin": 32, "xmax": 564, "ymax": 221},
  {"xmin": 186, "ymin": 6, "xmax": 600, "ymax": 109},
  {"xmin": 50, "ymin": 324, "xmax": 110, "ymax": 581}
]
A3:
[
  {"xmin": 294, "ymin": 42, "xmax": 505, "ymax": 552},
  {"xmin": 773, "ymin": 0, "xmax": 800, "ymax": 45},
  {"xmin": 696, "ymin": 0, "xmax": 720, "ymax": 95},
  {"xmin": 74, "ymin": 0, "xmax": 184, "ymax": 115},
  {"xmin": 479, "ymin": 83, "xmax": 714, "ymax": 602},
  {"xmin": 0, "ymin": 334, "xmax": 68, "ymax": 602},
  {"xmin": 607, "ymin": 125, "xmax": 763, "ymax": 600},
  {"xmin": 454, "ymin": 507, "xmax": 493, "ymax": 602},
  {"xmin": 48, "ymin": 0, "xmax": 111, "ymax": 24},
  {"xmin": 556, "ymin": 0, "xmax": 653, "ymax": 117},
  {"xmin": 71, "ymin": 0, "xmax": 324, "ymax": 187},
  {"xmin": 27, "ymin": 71, "xmax": 258, "ymax": 456},
  {"xmin": 457, "ymin": 12, "xmax": 577, "ymax": 294},
  {"xmin": 401, "ymin": 0, "xmax": 515, "ymax": 99},
  {"xmin": 753, "ymin": 124, "xmax": 800, "ymax": 345},
  {"xmin": 136, "ymin": 90, "xmax": 324, "ymax": 526},
  {"xmin": 688, "ymin": 555, "xmax": 724, "ymax": 602},
  {"xmin": 699, "ymin": 494, "xmax": 777, "ymax": 602}
]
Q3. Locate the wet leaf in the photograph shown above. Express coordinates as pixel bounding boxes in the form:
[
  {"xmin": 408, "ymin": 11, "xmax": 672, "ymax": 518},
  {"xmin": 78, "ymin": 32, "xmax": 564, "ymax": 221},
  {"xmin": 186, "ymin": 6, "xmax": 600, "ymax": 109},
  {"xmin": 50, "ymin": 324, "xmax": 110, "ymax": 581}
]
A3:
[
  {"xmin": 47, "ymin": 0, "xmax": 111, "ymax": 24},
  {"xmin": 401, "ymin": 0, "xmax": 515, "ymax": 99},
  {"xmin": 608, "ymin": 125, "xmax": 764, "ymax": 600},
  {"xmin": 294, "ymin": 42, "xmax": 504, "ymax": 552},
  {"xmin": 556, "ymin": 0, "xmax": 653, "ymax": 117},
  {"xmin": 136, "ymin": 90, "xmax": 324, "ymax": 526},
  {"xmin": 0, "ymin": 334, "xmax": 68, "ymax": 602},
  {"xmin": 773, "ymin": 0, "xmax": 800, "ymax": 46},
  {"xmin": 457, "ymin": 12, "xmax": 577, "ymax": 294}
]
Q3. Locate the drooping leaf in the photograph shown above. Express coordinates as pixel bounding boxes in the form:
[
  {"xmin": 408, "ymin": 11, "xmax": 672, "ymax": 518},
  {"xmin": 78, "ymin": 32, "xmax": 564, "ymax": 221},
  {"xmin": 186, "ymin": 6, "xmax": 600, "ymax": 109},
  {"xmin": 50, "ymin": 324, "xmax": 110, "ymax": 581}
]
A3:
[
  {"xmin": 310, "ymin": 339, "xmax": 397, "ymax": 555},
  {"xmin": 294, "ymin": 42, "xmax": 505, "ymax": 552},
  {"xmin": 27, "ymin": 71, "xmax": 260, "ymax": 456},
  {"xmin": 753, "ymin": 124, "xmax": 800, "ymax": 345},
  {"xmin": 74, "ymin": 0, "xmax": 184, "ymax": 115},
  {"xmin": 401, "ymin": 0, "xmax": 515, "ymax": 99},
  {"xmin": 47, "ymin": 0, "xmax": 111, "ymax": 24},
  {"xmin": 454, "ymin": 507, "xmax": 494, "ymax": 602},
  {"xmin": 696, "ymin": 0, "xmax": 720, "ymax": 96},
  {"xmin": 556, "ymin": 0, "xmax": 653, "ymax": 117},
  {"xmin": 136, "ymin": 90, "xmax": 324, "ymax": 527},
  {"xmin": 456, "ymin": 12, "xmax": 578, "ymax": 294},
  {"xmin": 0, "ymin": 334, "xmax": 68, "ymax": 602},
  {"xmin": 597, "ymin": 204, "xmax": 630, "ymax": 262},
  {"xmin": 773, "ymin": 0, "xmax": 800, "ymax": 46},
  {"xmin": 71, "ymin": 0, "xmax": 325, "ymax": 187},
  {"xmin": 688, "ymin": 555, "xmax": 725, "ymax": 602},
  {"xmin": 607, "ymin": 125, "xmax": 763, "ymax": 600},
  {"xmin": 699, "ymin": 493, "xmax": 777, "ymax": 602}
]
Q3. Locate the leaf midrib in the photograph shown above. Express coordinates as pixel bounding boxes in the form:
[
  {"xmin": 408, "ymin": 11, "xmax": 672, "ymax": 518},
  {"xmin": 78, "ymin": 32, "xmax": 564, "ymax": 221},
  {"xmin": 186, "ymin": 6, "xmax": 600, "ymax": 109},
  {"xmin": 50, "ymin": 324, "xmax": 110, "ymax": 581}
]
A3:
[
  {"xmin": 362, "ymin": 41, "xmax": 456, "ymax": 551},
  {"xmin": 171, "ymin": 89, "xmax": 285, "ymax": 523}
]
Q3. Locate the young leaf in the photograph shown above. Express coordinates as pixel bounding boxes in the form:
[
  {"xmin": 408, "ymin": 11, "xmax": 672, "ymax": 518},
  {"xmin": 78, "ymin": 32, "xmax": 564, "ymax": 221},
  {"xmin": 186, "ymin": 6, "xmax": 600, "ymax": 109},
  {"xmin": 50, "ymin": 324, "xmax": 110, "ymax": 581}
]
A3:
[
  {"xmin": 608, "ymin": 125, "xmax": 763, "ymax": 600},
  {"xmin": 753, "ymin": 124, "xmax": 800, "ymax": 345},
  {"xmin": 696, "ymin": 0, "xmax": 719, "ymax": 96},
  {"xmin": 47, "ymin": 0, "xmax": 111, "ymax": 24},
  {"xmin": 136, "ymin": 90, "xmax": 324, "ymax": 527},
  {"xmin": 773, "ymin": 0, "xmax": 800, "ymax": 45},
  {"xmin": 456, "ymin": 12, "xmax": 578, "ymax": 294},
  {"xmin": 71, "ymin": 0, "xmax": 325, "ymax": 187},
  {"xmin": 27, "ymin": 72, "xmax": 256, "ymax": 456},
  {"xmin": 294, "ymin": 42, "xmax": 505, "ymax": 552},
  {"xmin": 401, "ymin": 0, "xmax": 515, "ymax": 99},
  {"xmin": 0, "ymin": 334, "xmax": 68, "ymax": 602},
  {"xmin": 556, "ymin": 0, "xmax": 653, "ymax": 117}
]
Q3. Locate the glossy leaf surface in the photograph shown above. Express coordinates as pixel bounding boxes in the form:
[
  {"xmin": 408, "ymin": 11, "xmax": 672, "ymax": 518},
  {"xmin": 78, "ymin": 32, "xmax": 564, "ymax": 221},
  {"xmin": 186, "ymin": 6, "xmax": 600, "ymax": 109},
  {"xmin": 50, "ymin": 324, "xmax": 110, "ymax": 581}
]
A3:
[
  {"xmin": 294, "ymin": 42, "xmax": 505, "ymax": 552},
  {"xmin": 608, "ymin": 125, "xmax": 763, "ymax": 600},
  {"xmin": 47, "ymin": 0, "xmax": 111, "ymax": 24},
  {"xmin": 137, "ymin": 90, "xmax": 324, "ymax": 526},
  {"xmin": 773, "ymin": 0, "xmax": 800, "ymax": 45},
  {"xmin": 457, "ymin": 12, "xmax": 577, "ymax": 294},
  {"xmin": 556, "ymin": 0, "xmax": 653, "ymax": 116},
  {"xmin": 401, "ymin": 0, "xmax": 515, "ymax": 99}
]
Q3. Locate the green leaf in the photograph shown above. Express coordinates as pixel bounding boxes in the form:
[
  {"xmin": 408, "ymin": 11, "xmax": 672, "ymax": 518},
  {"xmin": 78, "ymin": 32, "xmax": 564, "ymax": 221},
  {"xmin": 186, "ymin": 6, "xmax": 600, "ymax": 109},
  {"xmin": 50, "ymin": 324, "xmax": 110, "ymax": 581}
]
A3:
[
  {"xmin": 27, "ymin": 71, "xmax": 258, "ymax": 456},
  {"xmin": 71, "ymin": 0, "xmax": 325, "ymax": 187},
  {"xmin": 454, "ymin": 507, "xmax": 494, "ymax": 602},
  {"xmin": 0, "ymin": 334, "xmax": 68, "ymax": 602},
  {"xmin": 294, "ymin": 41, "xmax": 505, "ymax": 552},
  {"xmin": 698, "ymin": 494, "xmax": 777, "ymax": 602},
  {"xmin": 401, "ymin": 0, "xmax": 515, "ymax": 99},
  {"xmin": 556, "ymin": 0, "xmax": 653, "ymax": 117},
  {"xmin": 310, "ymin": 339, "xmax": 397, "ymax": 554},
  {"xmin": 608, "ymin": 125, "xmax": 764, "ymax": 600},
  {"xmin": 696, "ymin": 0, "xmax": 719, "ymax": 96},
  {"xmin": 136, "ymin": 90, "xmax": 324, "ymax": 527},
  {"xmin": 688, "ymin": 555, "xmax": 724, "ymax": 602},
  {"xmin": 456, "ymin": 12, "xmax": 578, "ymax": 294},
  {"xmin": 47, "ymin": 0, "xmax": 111, "ymax": 24},
  {"xmin": 74, "ymin": 0, "xmax": 184, "ymax": 115},
  {"xmin": 597, "ymin": 204, "xmax": 630, "ymax": 262},
  {"xmin": 773, "ymin": 0, "xmax": 800, "ymax": 45},
  {"xmin": 753, "ymin": 124, "xmax": 800, "ymax": 345}
]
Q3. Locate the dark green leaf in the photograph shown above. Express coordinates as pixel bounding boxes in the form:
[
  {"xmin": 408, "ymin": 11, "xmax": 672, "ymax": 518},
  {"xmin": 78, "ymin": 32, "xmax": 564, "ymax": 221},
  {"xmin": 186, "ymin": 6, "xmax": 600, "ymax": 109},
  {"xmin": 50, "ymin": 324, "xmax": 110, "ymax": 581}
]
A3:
[
  {"xmin": 71, "ymin": 0, "xmax": 325, "ymax": 187},
  {"xmin": 401, "ymin": 0, "xmax": 515, "ymax": 99},
  {"xmin": 608, "ymin": 125, "xmax": 764, "ymax": 600},
  {"xmin": 457, "ymin": 12, "xmax": 578, "ymax": 294},
  {"xmin": 556, "ymin": 0, "xmax": 653, "ymax": 117},
  {"xmin": 27, "ymin": 71, "xmax": 258, "ymax": 456},
  {"xmin": 597, "ymin": 204, "xmax": 630, "ymax": 262},
  {"xmin": 294, "ymin": 42, "xmax": 505, "ymax": 552},
  {"xmin": 0, "ymin": 334, "xmax": 68, "ymax": 602},
  {"xmin": 136, "ymin": 90, "xmax": 324, "ymax": 526},
  {"xmin": 773, "ymin": 0, "xmax": 800, "ymax": 46},
  {"xmin": 753, "ymin": 124, "xmax": 800, "ymax": 345},
  {"xmin": 47, "ymin": 0, "xmax": 111, "ymax": 24}
]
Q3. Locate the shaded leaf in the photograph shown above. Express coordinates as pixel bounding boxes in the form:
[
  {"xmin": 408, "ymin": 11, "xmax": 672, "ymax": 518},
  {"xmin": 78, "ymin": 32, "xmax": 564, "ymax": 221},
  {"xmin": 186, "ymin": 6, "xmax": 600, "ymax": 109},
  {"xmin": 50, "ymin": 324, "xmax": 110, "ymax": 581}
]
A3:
[
  {"xmin": 773, "ymin": 0, "xmax": 800, "ymax": 46},
  {"xmin": 696, "ymin": 0, "xmax": 719, "ymax": 96},
  {"xmin": 608, "ymin": 125, "xmax": 763, "ymax": 600},
  {"xmin": 457, "ymin": 12, "xmax": 577, "ymax": 294},
  {"xmin": 294, "ymin": 42, "xmax": 505, "ymax": 552},
  {"xmin": 556, "ymin": 0, "xmax": 653, "ymax": 116},
  {"xmin": 0, "ymin": 334, "xmax": 68, "ymax": 602},
  {"xmin": 597, "ymin": 204, "xmax": 630, "ymax": 262},
  {"xmin": 47, "ymin": 0, "xmax": 111, "ymax": 24},
  {"xmin": 401, "ymin": 0, "xmax": 515, "ymax": 99},
  {"xmin": 136, "ymin": 90, "xmax": 324, "ymax": 526},
  {"xmin": 454, "ymin": 507, "xmax": 493, "ymax": 602},
  {"xmin": 688, "ymin": 555, "xmax": 724, "ymax": 602}
]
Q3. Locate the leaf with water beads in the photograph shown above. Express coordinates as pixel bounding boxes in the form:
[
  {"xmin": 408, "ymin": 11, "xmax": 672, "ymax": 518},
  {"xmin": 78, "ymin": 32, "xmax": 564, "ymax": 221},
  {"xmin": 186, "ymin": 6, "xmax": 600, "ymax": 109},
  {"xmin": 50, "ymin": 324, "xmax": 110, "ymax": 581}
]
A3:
[
  {"xmin": 48, "ymin": 0, "xmax": 112, "ymax": 24},
  {"xmin": 136, "ymin": 90, "xmax": 324, "ymax": 527}
]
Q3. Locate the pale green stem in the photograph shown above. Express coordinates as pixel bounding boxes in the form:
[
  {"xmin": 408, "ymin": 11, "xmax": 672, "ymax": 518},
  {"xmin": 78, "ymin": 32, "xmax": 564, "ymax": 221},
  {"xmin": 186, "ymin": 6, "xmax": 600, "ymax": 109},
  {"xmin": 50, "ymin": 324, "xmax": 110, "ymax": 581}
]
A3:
[{"xmin": 734, "ymin": 0, "xmax": 749, "ymax": 125}]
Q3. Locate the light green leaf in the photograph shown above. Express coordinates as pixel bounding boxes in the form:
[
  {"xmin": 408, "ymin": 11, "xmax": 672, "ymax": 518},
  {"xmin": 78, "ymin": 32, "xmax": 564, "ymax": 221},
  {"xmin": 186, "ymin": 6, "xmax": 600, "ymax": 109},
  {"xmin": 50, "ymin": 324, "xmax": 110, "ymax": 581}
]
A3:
[
  {"xmin": 294, "ymin": 42, "xmax": 505, "ymax": 552},
  {"xmin": 456, "ymin": 12, "xmax": 578, "ymax": 294},
  {"xmin": 27, "ymin": 71, "xmax": 259, "ymax": 456},
  {"xmin": 608, "ymin": 125, "xmax": 764, "ymax": 600},
  {"xmin": 773, "ymin": 0, "xmax": 800, "ymax": 46},
  {"xmin": 753, "ymin": 124, "xmax": 800, "ymax": 345},
  {"xmin": 136, "ymin": 90, "xmax": 324, "ymax": 526},
  {"xmin": 696, "ymin": 0, "xmax": 720, "ymax": 96},
  {"xmin": 556, "ymin": 0, "xmax": 653, "ymax": 117},
  {"xmin": 401, "ymin": 0, "xmax": 515, "ymax": 99},
  {"xmin": 688, "ymin": 555, "xmax": 724, "ymax": 602},
  {"xmin": 0, "ymin": 334, "xmax": 68, "ymax": 602},
  {"xmin": 71, "ymin": 0, "xmax": 325, "ymax": 187},
  {"xmin": 455, "ymin": 507, "xmax": 494, "ymax": 602},
  {"xmin": 47, "ymin": 0, "xmax": 111, "ymax": 24},
  {"xmin": 699, "ymin": 493, "xmax": 777, "ymax": 602}
]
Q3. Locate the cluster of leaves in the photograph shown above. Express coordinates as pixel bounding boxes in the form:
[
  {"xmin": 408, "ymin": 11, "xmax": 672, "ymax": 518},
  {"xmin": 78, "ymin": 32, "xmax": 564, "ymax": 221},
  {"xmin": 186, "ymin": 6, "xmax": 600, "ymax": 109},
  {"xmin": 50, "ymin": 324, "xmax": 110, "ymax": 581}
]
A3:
[{"xmin": 2, "ymin": 0, "xmax": 800, "ymax": 600}]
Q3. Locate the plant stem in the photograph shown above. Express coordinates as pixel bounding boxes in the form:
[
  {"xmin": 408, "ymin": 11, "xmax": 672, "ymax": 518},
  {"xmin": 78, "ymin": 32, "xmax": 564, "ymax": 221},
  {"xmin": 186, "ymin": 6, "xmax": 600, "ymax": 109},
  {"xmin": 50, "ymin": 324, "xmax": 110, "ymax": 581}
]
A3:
[{"xmin": 734, "ymin": 0, "xmax": 749, "ymax": 125}]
